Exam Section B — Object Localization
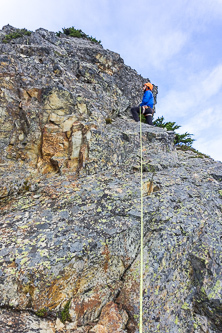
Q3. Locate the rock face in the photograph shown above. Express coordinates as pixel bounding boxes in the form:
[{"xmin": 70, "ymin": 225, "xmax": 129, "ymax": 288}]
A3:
[
  {"xmin": 0, "ymin": 24, "xmax": 157, "ymax": 176},
  {"xmin": 0, "ymin": 25, "xmax": 222, "ymax": 333}
]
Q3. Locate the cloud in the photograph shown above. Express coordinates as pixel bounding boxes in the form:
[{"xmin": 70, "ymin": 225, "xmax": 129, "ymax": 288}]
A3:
[
  {"xmin": 201, "ymin": 65, "xmax": 222, "ymax": 97},
  {"xmin": 188, "ymin": 0, "xmax": 222, "ymax": 20},
  {"xmin": 143, "ymin": 32, "xmax": 188, "ymax": 69},
  {"xmin": 180, "ymin": 102, "xmax": 222, "ymax": 133},
  {"xmin": 175, "ymin": 103, "xmax": 222, "ymax": 161},
  {"xmin": 193, "ymin": 135, "xmax": 222, "ymax": 161},
  {"xmin": 170, "ymin": 107, "xmax": 222, "ymax": 161},
  {"xmin": 0, "ymin": 0, "xmax": 111, "ymax": 32},
  {"xmin": 157, "ymin": 64, "xmax": 222, "ymax": 118},
  {"xmin": 1, "ymin": 0, "xmax": 220, "ymax": 71},
  {"xmin": 97, "ymin": 0, "xmax": 222, "ymax": 72},
  {"xmin": 178, "ymin": 108, "xmax": 214, "ymax": 135},
  {"xmin": 108, "ymin": 29, "xmax": 188, "ymax": 74},
  {"xmin": 156, "ymin": 63, "xmax": 222, "ymax": 162}
]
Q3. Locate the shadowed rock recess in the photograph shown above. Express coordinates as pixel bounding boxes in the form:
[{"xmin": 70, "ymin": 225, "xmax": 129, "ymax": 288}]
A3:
[{"xmin": 0, "ymin": 25, "xmax": 222, "ymax": 333}]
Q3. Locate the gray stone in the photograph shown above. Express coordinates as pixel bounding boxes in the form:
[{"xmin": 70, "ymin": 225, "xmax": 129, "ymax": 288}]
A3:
[{"xmin": 0, "ymin": 25, "xmax": 222, "ymax": 333}]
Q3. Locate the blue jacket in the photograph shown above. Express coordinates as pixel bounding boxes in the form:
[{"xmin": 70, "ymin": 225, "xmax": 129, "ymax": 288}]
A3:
[{"xmin": 140, "ymin": 90, "xmax": 154, "ymax": 108}]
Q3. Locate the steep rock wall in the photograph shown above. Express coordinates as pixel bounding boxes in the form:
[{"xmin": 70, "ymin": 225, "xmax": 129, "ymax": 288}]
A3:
[
  {"xmin": 0, "ymin": 24, "xmax": 157, "ymax": 176},
  {"xmin": 1, "ymin": 26, "xmax": 222, "ymax": 333}
]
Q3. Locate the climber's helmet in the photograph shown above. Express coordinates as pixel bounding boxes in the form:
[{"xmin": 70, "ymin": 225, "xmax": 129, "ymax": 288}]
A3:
[{"xmin": 143, "ymin": 82, "xmax": 153, "ymax": 91}]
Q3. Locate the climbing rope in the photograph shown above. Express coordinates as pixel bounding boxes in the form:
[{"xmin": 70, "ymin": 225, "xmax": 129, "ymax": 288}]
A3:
[{"xmin": 139, "ymin": 108, "xmax": 144, "ymax": 333}]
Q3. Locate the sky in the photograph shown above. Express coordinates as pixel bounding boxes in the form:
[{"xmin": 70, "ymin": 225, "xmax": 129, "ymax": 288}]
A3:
[{"xmin": 1, "ymin": 0, "xmax": 222, "ymax": 161}]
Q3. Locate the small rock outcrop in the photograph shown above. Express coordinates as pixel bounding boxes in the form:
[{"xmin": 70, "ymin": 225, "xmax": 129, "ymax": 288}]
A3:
[{"xmin": 0, "ymin": 25, "xmax": 222, "ymax": 333}]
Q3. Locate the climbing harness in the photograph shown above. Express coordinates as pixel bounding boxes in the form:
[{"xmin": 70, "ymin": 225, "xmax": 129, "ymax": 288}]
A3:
[{"xmin": 139, "ymin": 108, "xmax": 144, "ymax": 333}]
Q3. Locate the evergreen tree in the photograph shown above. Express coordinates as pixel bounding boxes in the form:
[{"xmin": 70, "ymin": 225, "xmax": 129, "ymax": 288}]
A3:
[{"xmin": 153, "ymin": 116, "xmax": 194, "ymax": 146}]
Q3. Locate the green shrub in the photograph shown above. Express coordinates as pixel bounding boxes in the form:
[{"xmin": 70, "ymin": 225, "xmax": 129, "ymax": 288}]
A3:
[
  {"xmin": 153, "ymin": 116, "xmax": 195, "ymax": 147},
  {"xmin": 138, "ymin": 112, "xmax": 146, "ymax": 123},
  {"xmin": 60, "ymin": 300, "xmax": 72, "ymax": 323},
  {"xmin": 2, "ymin": 28, "xmax": 31, "ymax": 43},
  {"xmin": 36, "ymin": 308, "xmax": 47, "ymax": 317},
  {"xmin": 176, "ymin": 145, "xmax": 210, "ymax": 158},
  {"xmin": 57, "ymin": 27, "xmax": 102, "ymax": 45},
  {"xmin": 153, "ymin": 116, "xmax": 180, "ymax": 131}
]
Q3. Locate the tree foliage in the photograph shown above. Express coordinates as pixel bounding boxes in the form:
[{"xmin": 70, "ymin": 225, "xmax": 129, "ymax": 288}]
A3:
[
  {"xmin": 2, "ymin": 28, "xmax": 31, "ymax": 43},
  {"xmin": 57, "ymin": 27, "xmax": 102, "ymax": 45},
  {"xmin": 153, "ymin": 116, "xmax": 195, "ymax": 146}
]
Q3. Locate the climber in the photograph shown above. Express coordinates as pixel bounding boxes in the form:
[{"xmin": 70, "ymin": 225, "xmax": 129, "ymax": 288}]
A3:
[{"xmin": 131, "ymin": 82, "xmax": 154, "ymax": 125}]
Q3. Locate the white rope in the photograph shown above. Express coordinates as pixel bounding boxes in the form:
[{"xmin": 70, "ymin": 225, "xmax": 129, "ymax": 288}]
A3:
[{"xmin": 139, "ymin": 109, "xmax": 144, "ymax": 333}]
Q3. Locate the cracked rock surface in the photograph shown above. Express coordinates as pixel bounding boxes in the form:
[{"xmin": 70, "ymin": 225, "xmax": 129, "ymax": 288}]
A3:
[{"xmin": 1, "ymin": 25, "xmax": 222, "ymax": 333}]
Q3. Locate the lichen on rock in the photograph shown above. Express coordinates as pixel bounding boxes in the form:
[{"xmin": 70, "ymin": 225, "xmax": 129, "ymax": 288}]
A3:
[{"xmin": 0, "ymin": 25, "xmax": 222, "ymax": 333}]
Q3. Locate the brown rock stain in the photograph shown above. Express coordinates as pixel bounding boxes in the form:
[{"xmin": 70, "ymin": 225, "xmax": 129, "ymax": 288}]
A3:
[
  {"xmin": 143, "ymin": 181, "xmax": 160, "ymax": 196},
  {"xmin": 101, "ymin": 245, "xmax": 110, "ymax": 272},
  {"xmin": 97, "ymin": 301, "xmax": 128, "ymax": 333}
]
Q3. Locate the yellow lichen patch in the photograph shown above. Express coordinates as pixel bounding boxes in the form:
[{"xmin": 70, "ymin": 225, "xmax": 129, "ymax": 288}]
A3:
[
  {"xmin": 30, "ymin": 271, "xmax": 74, "ymax": 311},
  {"xmin": 208, "ymin": 280, "xmax": 222, "ymax": 299},
  {"xmin": 22, "ymin": 282, "xmax": 35, "ymax": 299}
]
